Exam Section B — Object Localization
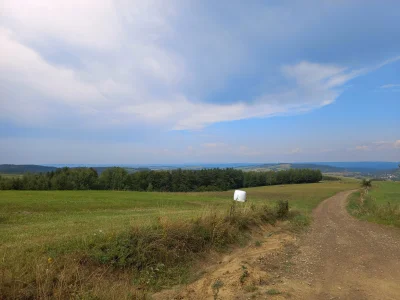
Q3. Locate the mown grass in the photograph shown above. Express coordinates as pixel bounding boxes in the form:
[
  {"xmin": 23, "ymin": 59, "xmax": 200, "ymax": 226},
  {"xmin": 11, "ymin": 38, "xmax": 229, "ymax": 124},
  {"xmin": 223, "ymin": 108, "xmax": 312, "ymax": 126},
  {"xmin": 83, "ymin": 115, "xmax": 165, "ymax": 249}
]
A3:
[
  {"xmin": 347, "ymin": 181, "xmax": 400, "ymax": 227},
  {"xmin": 0, "ymin": 180, "xmax": 358, "ymax": 299}
]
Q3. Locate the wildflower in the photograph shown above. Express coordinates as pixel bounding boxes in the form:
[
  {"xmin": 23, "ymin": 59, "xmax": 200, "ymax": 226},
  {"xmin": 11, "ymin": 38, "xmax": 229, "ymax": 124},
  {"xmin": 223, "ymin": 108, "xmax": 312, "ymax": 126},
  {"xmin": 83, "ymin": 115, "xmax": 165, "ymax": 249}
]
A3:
[{"xmin": 48, "ymin": 257, "xmax": 53, "ymax": 264}]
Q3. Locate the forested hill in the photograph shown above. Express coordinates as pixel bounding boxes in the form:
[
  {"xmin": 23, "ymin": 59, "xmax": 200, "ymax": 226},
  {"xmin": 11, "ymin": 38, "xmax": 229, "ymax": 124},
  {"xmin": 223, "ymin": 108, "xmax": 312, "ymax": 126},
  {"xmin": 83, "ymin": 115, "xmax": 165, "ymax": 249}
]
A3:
[
  {"xmin": 0, "ymin": 167, "xmax": 322, "ymax": 192},
  {"xmin": 0, "ymin": 164, "xmax": 149, "ymax": 175},
  {"xmin": 0, "ymin": 164, "xmax": 57, "ymax": 174}
]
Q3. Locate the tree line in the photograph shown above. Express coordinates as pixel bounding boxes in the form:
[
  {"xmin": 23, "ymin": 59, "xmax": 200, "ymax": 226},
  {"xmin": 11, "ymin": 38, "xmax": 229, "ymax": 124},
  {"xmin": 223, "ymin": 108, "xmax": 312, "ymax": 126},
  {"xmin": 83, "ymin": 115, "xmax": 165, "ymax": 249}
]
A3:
[{"xmin": 0, "ymin": 167, "xmax": 322, "ymax": 192}]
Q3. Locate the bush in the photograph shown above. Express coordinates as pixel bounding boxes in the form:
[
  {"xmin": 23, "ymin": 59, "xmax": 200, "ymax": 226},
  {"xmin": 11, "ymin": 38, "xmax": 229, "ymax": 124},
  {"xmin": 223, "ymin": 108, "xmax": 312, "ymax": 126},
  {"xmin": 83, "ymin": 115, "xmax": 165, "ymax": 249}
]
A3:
[
  {"xmin": 361, "ymin": 179, "xmax": 372, "ymax": 188},
  {"xmin": 276, "ymin": 200, "xmax": 289, "ymax": 219},
  {"xmin": 79, "ymin": 202, "xmax": 286, "ymax": 289}
]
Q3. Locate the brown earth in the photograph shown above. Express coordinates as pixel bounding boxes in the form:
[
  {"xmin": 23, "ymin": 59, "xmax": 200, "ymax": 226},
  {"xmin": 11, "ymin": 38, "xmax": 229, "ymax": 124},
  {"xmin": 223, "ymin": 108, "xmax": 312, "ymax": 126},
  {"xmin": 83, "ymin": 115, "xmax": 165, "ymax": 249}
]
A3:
[{"xmin": 153, "ymin": 190, "xmax": 400, "ymax": 300}]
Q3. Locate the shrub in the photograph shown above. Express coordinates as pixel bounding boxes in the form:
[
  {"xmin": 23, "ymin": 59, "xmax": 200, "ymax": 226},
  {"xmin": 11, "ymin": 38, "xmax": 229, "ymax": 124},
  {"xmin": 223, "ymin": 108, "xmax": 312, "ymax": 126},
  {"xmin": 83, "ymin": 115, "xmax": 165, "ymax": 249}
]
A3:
[
  {"xmin": 86, "ymin": 202, "xmax": 283, "ymax": 287},
  {"xmin": 361, "ymin": 178, "xmax": 372, "ymax": 188},
  {"xmin": 276, "ymin": 200, "xmax": 289, "ymax": 219}
]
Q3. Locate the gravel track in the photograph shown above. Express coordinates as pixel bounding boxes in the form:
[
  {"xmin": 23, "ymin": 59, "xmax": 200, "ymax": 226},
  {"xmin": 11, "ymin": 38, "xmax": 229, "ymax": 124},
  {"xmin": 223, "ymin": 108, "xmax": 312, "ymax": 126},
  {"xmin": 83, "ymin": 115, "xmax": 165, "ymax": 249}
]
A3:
[{"xmin": 284, "ymin": 190, "xmax": 400, "ymax": 300}]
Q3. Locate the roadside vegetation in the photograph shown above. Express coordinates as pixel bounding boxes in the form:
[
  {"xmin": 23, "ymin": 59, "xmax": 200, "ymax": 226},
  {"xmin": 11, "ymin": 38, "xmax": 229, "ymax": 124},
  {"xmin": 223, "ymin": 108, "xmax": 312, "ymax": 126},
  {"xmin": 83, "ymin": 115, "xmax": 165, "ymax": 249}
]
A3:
[
  {"xmin": 347, "ymin": 181, "xmax": 400, "ymax": 228},
  {"xmin": 1, "ymin": 201, "xmax": 291, "ymax": 299}
]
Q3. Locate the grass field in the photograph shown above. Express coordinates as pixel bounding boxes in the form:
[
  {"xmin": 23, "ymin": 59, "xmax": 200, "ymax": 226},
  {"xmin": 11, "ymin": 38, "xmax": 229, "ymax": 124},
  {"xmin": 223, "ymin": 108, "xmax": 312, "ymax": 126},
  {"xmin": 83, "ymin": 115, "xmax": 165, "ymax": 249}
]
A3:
[
  {"xmin": 348, "ymin": 181, "xmax": 400, "ymax": 227},
  {"xmin": 0, "ymin": 180, "xmax": 358, "ymax": 299},
  {"xmin": 0, "ymin": 181, "xmax": 357, "ymax": 248},
  {"xmin": 368, "ymin": 181, "xmax": 400, "ymax": 206}
]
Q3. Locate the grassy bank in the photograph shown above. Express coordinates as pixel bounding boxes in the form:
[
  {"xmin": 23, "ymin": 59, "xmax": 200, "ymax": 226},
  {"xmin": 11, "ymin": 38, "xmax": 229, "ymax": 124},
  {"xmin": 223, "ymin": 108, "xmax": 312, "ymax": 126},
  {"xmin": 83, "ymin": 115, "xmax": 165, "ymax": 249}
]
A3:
[
  {"xmin": 347, "ymin": 181, "xmax": 400, "ymax": 227},
  {"xmin": 0, "ymin": 180, "xmax": 357, "ymax": 299}
]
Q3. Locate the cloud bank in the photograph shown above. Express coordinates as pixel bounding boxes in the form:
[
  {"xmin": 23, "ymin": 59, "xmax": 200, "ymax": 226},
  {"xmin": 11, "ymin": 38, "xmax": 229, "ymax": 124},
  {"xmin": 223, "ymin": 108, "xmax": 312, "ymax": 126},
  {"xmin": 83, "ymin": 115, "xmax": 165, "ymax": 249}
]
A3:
[{"xmin": 1, "ymin": 0, "xmax": 399, "ymax": 132}]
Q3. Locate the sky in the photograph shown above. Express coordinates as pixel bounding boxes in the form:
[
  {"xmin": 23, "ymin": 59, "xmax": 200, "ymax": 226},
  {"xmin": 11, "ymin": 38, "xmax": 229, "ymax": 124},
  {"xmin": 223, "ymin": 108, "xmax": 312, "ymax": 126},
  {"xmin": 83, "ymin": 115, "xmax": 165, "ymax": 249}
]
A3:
[{"xmin": 0, "ymin": 0, "xmax": 399, "ymax": 164}]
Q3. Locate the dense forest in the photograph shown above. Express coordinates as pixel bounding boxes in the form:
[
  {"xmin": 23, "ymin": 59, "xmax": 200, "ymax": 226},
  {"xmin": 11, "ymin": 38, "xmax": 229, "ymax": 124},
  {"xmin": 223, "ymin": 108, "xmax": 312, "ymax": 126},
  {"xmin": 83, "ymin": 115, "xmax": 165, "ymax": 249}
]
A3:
[{"xmin": 0, "ymin": 167, "xmax": 322, "ymax": 192}]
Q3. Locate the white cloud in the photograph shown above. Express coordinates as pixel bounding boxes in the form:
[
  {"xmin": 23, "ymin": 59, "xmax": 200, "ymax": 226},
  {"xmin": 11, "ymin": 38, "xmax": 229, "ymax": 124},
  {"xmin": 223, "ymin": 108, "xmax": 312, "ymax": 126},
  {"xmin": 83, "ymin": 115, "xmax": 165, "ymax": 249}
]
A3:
[
  {"xmin": 0, "ymin": 29, "xmax": 103, "ymax": 103},
  {"xmin": 1, "ymin": 0, "xmax": 122, "ymax": 50},
  {"xmin": 350, "ymin": 140, "xmax": 400, "ymax": 152},
  {"xmin": 380, "ymin": 84, "xmax": 400, "ymax": 89},
  {"xmin": 201, "ymin": 143, "xmax": 225, "ymax": 148},
  {"xmin": 1, "ymin": 0, "xmax": 399, "ymax": 131},
  {"xmin": 355, "ymin": 145, "xmax": 370, "ymax": 151},
  {"xmin": 373, "ymin": 140, "xmax": 400, "ymax": 150},
  {"xmin": 288, "ymin": 148, "xmax": 302, "ymax": 154}
]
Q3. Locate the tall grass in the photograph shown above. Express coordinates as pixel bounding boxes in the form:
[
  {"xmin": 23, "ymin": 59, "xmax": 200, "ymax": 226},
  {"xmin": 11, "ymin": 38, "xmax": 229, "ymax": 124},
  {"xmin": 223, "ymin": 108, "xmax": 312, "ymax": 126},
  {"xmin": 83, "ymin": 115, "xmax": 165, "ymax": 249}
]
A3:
[
  {"xmin": 0, "ymin": 201, "xmax": 293, "ymax": 299},
  {"xmin": 347, "ymin": 190, "xmax": 400, "ymax": 228}
]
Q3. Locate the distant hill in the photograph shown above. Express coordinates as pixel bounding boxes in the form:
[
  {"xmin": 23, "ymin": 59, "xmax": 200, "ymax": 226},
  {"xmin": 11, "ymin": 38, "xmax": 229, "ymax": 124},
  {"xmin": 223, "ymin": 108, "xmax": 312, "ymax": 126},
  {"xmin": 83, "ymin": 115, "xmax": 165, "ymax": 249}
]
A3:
[
  {"xmin": 93, "ymin": 167, "xmax": 151, "ymax": 174},
  {"xmin": 1, "ymin": 162, "xmax": 398, "ymax": 179},
  {"xmin": 0, "ymin": 164, "xmax": 150, "ymax": 175},
  {"xmin": 238, "ymin": 163, "xmax": 346, "ymax": 173},
  {"xmin": 313, "ymin": 162, "xmax": 399, "ymax": 171},
  {"xmin": 287, "ymin": 163, "xmax": 346, "ymax": 173},
  {"xmin": 373, "ymin": 168, "xmax": 400, "ymax": 180},
  {"xmin": 0, "ymin": 164, "xmax": 57, "ymax": 174}
]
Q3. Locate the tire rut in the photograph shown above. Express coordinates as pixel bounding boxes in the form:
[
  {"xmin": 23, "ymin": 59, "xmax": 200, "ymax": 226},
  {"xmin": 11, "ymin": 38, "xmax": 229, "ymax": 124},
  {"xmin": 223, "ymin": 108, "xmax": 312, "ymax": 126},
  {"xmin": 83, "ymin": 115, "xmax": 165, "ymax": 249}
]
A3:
[{"xmin": 282, "ymin": 190, "xmax": 400, "ymax": 300}]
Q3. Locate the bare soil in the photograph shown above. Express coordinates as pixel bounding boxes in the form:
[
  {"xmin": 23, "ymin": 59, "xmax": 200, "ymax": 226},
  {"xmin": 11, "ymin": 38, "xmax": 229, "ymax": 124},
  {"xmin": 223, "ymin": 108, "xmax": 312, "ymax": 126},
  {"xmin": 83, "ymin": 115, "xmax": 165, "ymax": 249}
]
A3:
[{"xmin": 153, "ymin": 190, "xmax": 400, "ymax": 299}]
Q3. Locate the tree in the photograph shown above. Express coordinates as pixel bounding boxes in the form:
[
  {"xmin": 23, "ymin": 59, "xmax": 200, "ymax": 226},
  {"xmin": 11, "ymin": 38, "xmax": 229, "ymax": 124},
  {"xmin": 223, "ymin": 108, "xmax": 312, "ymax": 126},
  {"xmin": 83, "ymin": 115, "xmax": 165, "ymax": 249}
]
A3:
[{"xmin": 99, "ymin": 167, "xmax": 128, "ymax": 190}]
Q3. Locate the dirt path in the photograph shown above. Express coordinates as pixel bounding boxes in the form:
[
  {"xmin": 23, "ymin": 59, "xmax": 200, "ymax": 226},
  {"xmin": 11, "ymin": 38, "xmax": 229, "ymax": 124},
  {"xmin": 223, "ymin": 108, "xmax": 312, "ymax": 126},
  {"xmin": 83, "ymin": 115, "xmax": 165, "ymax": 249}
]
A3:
[
  {"xmin": 280, "ymin": 190, "xmax": 400, "ymax": 300},
  {"xmin": 153, "ymin": 190, "xmax": 400, "ymax": 299}
]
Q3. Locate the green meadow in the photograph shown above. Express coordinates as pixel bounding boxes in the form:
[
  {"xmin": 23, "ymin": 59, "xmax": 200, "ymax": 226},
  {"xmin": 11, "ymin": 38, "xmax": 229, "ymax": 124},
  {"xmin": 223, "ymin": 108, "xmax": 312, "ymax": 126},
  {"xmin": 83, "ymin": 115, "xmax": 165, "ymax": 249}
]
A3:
[
  {"xmin": 0, "ymin": 180, "xmax": 358, "ymax": 299},
  {"xmin": 369, "ymin": 181, "xmax": 400, "ymax": 205},
  {"xmin": 0, "ymin": 180, "xmax": 357, "ymax": 249},
  {"xmin": 348, "ymin": 181, "xmax": 400, "ymax": 227}
]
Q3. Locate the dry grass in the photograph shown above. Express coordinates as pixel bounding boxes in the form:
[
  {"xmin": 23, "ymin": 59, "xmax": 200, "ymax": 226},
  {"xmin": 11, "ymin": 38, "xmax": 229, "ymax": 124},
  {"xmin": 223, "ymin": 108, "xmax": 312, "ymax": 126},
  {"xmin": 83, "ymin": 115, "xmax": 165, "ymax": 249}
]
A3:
[{"xmin": 0, "ymin": 201, "xmax": 289, "ymax": 299}]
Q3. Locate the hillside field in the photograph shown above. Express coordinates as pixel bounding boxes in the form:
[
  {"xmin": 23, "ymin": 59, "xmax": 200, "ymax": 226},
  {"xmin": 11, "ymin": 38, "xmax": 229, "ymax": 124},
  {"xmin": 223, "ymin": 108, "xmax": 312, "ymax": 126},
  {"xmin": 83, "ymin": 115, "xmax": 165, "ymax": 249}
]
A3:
[
  {"xmin": 0, "ymin": 180, "xmax": 358, "ymax": 298},
  {"xmin": 1, "ymin": 180, "xmax": 358, "ymax": 248}
]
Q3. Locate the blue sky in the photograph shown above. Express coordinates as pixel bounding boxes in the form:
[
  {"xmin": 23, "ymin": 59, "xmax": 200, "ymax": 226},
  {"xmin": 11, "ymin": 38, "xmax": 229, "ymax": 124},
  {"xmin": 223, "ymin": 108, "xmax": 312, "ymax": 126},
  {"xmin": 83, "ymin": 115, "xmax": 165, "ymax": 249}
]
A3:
[{"xmin": 0, "ymin": 0, "xmax": 399, "ymax": 164}]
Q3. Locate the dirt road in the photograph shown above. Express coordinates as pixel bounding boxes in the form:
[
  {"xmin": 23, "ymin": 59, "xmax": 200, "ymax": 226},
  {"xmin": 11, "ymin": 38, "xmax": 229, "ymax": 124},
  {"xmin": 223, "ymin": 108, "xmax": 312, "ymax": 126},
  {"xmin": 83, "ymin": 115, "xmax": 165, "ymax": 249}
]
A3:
[
  {"xmin": 282, "ymin": 190, "xmax": 400, "ymax": 300},
  {"xmin": 154, "ymin": 190, "xmax": 400, "ymax": 299}
]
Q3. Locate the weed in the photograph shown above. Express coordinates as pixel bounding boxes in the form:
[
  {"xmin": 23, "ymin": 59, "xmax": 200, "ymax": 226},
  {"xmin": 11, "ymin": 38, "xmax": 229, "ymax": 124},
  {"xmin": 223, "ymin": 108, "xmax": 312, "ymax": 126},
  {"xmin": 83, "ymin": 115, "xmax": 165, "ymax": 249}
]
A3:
[
  {"xmin": 266, "ymin": 288, "xmax": 281, "ymax": 295},
  {"xmin": 255, "ymin": 240, "xmax": 262, "ymax": 247},
  {"xmin": 212, "ymin": 279, "xmax": 223, "ymax": 300},
  {"xmin": 244, "ymin": 285, "xmax": 258, "ymax": 292},
  {"xmin": 288, "ymin": 210, "xmax": 311, "ymax": 232},
  {"xmin": 240, "ymin": 265, "xmax": 249, "ymax": 284},
  {"xmin": 276, "ymin": 200, "xmax": 289, "ymax": 219}
]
